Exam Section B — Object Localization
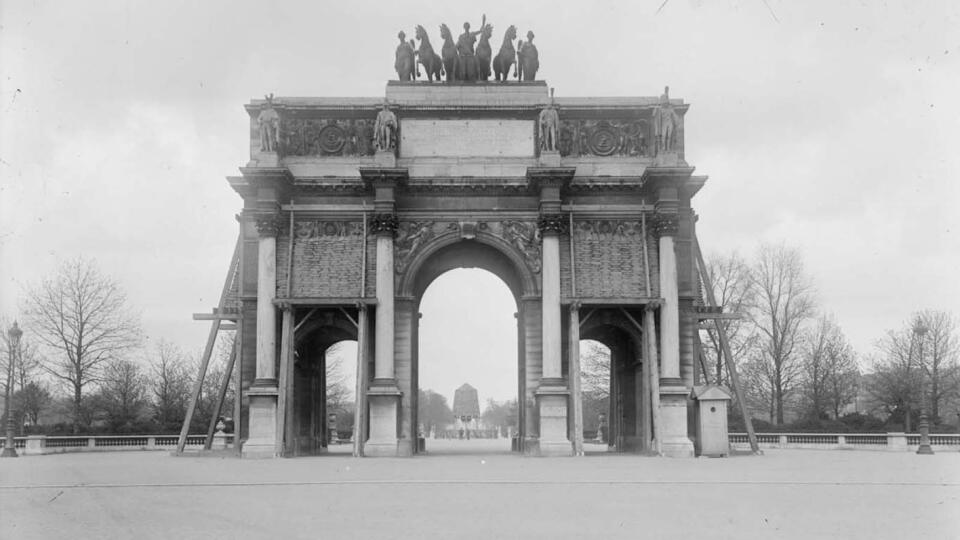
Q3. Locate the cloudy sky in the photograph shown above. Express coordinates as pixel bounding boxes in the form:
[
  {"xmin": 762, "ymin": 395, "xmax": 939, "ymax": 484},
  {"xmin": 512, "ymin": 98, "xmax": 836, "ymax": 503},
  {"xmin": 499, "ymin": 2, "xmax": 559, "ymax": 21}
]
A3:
[{"xmin": 1, "ymin": 1, "xmax": 957, "ymax": 404}]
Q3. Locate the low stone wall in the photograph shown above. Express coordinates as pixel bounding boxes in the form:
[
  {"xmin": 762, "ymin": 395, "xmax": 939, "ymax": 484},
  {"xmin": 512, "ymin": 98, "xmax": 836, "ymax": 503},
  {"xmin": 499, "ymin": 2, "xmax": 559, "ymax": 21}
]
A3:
[
  {"xmin": 13, "ymin": 434, "xmax": 233, "ymax": 455},
  {"xmin": 728, "ymin": 432, "xmax": 960, "ymax": 452}
]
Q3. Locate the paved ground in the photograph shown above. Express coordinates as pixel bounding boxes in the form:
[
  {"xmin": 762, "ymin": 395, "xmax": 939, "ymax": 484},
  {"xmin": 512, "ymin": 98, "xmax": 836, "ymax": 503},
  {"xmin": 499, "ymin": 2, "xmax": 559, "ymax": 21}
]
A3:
[{"xmin": 1, "ymin": 442, "xmax": 957, "ymax": 539}]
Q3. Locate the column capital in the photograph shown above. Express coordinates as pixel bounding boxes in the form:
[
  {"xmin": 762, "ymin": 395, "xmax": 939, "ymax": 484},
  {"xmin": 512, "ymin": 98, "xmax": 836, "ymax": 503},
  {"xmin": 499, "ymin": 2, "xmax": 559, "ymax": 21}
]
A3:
[
  {"xmin": 537, "ymin": 213, "xmax": 568, "ymax": 236},
  {"xmin": 369, "ymin": 212, "xmax": 399, "ymax": 237},
  {"xmin": 255, "ymin": 214, "xmax": 283, "ymax": 237},
  {"xmin": 652, "ymin": 213, "xmax": 680, "ymax": 238}
]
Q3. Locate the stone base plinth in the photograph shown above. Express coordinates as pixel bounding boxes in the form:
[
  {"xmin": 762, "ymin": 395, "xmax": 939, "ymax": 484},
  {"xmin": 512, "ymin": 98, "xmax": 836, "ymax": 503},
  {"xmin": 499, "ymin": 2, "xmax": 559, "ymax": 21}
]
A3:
[
  {"xmin": 243, "ymin": 386, "xmax": 279, "ymax": 458},
  {"xmin": 365, "ymin": 385, "xmax": 401, "ymax": 457},
  {"xmin": 536, "ymin": 387, "xmax": 572, "ymax": 457},
  {"xmin": 538, "ymin": 150, "xmax": 561, "ymax": 167},
  {"xmin": 248, "ymin": 152, "xmax": 280, "ymax": 168},
  {"xmin": 374, "ymin": 150, "xmax": 397, "ymax": 167},
  {"xmin": 659, "ymin": 386, "xmax": 694, "ymax": 457}
]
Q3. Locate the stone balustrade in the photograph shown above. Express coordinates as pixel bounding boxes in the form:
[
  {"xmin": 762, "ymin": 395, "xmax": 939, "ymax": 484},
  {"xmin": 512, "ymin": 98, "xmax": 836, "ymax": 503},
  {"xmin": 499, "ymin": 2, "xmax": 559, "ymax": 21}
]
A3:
[
  {"xmin": 729, "ymin": 432, "xmax": 959, "ymax": 452},
  {"xmin": 12, "ymin": 434, "xmax": 233, "ymax": 455}
]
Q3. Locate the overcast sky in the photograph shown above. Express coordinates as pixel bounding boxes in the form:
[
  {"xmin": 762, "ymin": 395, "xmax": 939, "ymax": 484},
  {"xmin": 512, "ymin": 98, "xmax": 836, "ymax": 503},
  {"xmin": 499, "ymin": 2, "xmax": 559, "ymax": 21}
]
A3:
[{"xmin": 1, "ymin": 1, "xmax": 957, "ymax": 405}]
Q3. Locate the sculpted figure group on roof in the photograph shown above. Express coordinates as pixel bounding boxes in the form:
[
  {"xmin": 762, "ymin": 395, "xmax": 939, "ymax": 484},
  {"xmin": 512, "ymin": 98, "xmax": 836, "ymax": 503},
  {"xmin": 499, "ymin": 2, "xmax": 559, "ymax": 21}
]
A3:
[{"xmin": 395, "ymin": 15, "xmax": 539, "ymax": 83}]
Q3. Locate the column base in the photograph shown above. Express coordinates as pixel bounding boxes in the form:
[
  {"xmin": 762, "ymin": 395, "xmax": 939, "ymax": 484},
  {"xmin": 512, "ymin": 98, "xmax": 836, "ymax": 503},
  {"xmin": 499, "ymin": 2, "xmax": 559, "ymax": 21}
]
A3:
[
  {"xmin": 243, "ymin": 387, "xmax": 279, "ymax": 458},
  {"xmin": 536, "ymin": 386, "xmax": 572, "ymax": 457},
  {"xmin": 659, "ymin": 385, "xmax": 694, "ymax": 458},
  {"xmin": 366, "ymin": 384, "xmax": 401, "ymax": 457}
]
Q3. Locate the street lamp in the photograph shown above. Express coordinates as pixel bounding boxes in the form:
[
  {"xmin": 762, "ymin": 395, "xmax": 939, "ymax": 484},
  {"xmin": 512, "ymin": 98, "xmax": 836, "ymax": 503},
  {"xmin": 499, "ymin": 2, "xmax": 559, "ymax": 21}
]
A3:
[
  {"xmin": 2, "ymin": 321, "xmax": 22, "ymax": 458},
  {"xmin": 914, "ymin": 320, "xmax": 933, "ymax": 455}
]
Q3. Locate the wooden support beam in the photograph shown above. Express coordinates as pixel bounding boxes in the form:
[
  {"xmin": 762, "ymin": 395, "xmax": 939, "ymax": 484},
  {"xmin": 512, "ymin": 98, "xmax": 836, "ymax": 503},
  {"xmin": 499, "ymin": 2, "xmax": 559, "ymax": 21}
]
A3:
[
  {"xmin": 276, "ymin": 308, "xmax": 294, "ymax": 457},
  {"xmin": 579, "ymin": 308, "xmax": 597, "ymax": 329},
  {"xmin": 204, "ymin": 337, "xmax": 238, "ymax": 450},
  {"xmin": 177, "ymin": 237, "xmax": 240, "ymax": 454},
  {"xmin": 293, "ymin": 308, "xmax": 318, "ymax": 335},
  {"xmin": 643, "ymin": 307, "xmax": 662, "ymax": 456},
  {"xmin": 353, "ymin": 304, "xmax": 368, "ymax": 457},
  {"xmin": 693, "ymin": 233, "xmax": 759, "ymax": 454},
  {"xmin": 569, "ymin": 303, "xmax": 584, "ymax": 456}
]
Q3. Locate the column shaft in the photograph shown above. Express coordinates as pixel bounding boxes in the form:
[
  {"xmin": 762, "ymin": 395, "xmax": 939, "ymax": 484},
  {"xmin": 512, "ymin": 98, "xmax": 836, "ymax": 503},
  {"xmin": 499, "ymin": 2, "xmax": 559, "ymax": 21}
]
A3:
[
  {"xmin": 374, "ymin": 235, "xmax": 395, "ymax": 380},
  {"xmin": 541, "ymin": 234, "xmax": 562, "ymax": 380},
  {"xmin": 256, "ymin": 234, "xmax": 278, "ymax": 381},
  {"xmin": 658, "ymin": 234, "xmax": 680, "ymax": 381}
]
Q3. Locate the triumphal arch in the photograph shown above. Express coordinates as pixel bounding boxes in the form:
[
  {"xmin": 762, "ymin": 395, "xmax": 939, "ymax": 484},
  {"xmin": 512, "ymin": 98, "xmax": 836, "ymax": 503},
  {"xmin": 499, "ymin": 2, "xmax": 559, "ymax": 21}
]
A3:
[{"xmin": 228, "ymin": 41, "xmax": 707, "ymax": 457}]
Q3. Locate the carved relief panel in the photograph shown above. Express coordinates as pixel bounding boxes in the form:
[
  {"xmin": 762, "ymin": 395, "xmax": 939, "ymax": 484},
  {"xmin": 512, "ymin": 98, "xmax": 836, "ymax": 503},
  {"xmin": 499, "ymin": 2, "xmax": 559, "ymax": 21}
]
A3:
[
  {"xmin": 558, "ymin": 119, "xmax": 653, "ymax": 158},
  {"xmin": 281, "ymin": 118, "xmax": 377, "ymax": 157}
]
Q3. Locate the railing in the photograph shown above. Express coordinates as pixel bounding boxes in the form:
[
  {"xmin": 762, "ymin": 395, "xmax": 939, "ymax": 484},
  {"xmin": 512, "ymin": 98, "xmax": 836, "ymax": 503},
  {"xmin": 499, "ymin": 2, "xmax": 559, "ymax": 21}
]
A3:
[
  {"xmin": 729, "ymin": 432, "xmax": 960, "ymax": 452},
  {"xmin": 12, "ymin": 434, "xmax": 232, "ymax": 455}
]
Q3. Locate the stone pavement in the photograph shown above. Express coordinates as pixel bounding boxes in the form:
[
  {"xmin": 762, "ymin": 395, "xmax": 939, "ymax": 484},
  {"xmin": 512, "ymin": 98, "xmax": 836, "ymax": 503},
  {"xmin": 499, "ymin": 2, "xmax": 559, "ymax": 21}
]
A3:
[{"xmin": 1, "ymin": 445, "xmax": 957, "ymax": 540}]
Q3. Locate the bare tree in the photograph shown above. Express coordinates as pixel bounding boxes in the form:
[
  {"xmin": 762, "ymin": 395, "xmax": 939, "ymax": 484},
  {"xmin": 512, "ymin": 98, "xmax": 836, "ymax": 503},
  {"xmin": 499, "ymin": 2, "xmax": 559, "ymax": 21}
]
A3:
[
  {"xmin": 799, "ymin": 315, "xmax": 859, "ymax": 420},
  {"xmin": 914, "ymin": 310, "xmax": 959, "ymax": 423},
  {"xmin": 149, "ymin": 340, "xmax": 192, "ymax": 432},
  {"xmin": 871, "ymin": 311, "xmax": 960, "ymax": 429},
  {"xmin": 325, "ymin": 342, "xmax": 354, "ymax": 417},
  {"xmin": 748, "ymin": 244, "xmax": 816, "ymax": 425},
  {"xmin": 23, "ymin": 258, "xmax": 141, "ymax": 432},
  {"xmin": 699, "ymin": 252, "xmax": 757, "ymax": 385},
  {"xmin": 95, "ymin": 358, "xmax": 149, "ymax": 432}
]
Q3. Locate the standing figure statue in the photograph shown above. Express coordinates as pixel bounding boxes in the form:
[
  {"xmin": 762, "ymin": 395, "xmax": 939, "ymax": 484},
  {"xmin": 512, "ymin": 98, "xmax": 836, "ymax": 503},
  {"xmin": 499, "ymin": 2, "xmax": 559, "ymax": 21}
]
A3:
[
  {"xmin": 374, "ymin": 100, "xmax": 398, "ymax": 152},
  {"xmin": 455, "ymin": 15, "xmax": 486, "ymax": 81},
  {"xmin": 258, "ymin": 93, "xmax": 280, "ymax": 152},
  {"xmin": 516, "ymin": 31, "xmax": 539, "ymax": 81},
  {"xmin": 395, "ymin": 31, "xmax": 416, "ymax": 81},
  {"xmin": 654, "ymin": 86, "xmax": 681, "ymax": 153},
  {"xmin": 539, "ymin": 90, "xmax": 560, "ymax": 152},
  {"xmin": 492, "ymin": 25, "xmax": 518, "ymax": 82}
]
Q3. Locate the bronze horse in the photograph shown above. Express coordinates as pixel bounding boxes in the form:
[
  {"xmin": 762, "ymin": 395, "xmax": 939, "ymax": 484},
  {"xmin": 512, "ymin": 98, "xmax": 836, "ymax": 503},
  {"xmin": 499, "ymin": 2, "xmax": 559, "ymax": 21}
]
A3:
[
  {"xmin": 492, "ymin": 25, "xmax": 517, "ymax": 82},
  {"xmin": 415, "ymin": 25, "xmax": 442, "ymax": 82},
  {"xmin": 439, "ymin": 24, "xmax": 457, "ymax": 82},
  {"xmin": 476, "ymin": 24, "xmax": 493, "ymax": 81}
]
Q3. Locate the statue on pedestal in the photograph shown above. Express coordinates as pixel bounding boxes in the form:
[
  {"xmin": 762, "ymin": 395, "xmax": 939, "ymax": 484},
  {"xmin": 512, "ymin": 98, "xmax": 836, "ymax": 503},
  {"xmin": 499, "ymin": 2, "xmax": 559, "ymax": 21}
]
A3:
[
  {"xmin": 257, "ymin": 94, "xmax": 280, "ymax": 152},
  {"xmin": 374, "ymin": 100, "xmax": 398, "ymax": 152},
  {"xmin": 539, "ymin": 89, "xmax": 560, "ymax": 152},
  {"xmin": 654, "ymin": 86, "xmax": 682, "ymax": 153}
]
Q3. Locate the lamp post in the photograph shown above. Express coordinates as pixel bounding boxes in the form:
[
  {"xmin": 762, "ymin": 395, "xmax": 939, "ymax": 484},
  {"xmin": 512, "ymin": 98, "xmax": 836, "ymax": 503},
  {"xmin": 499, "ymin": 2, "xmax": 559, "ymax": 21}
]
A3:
[
  {"xmin": 914, "ymin": 320, "xmax": 933, "ymax": 455},
  {"xmin": 2, "ymin": 321, "xmax": 22, "ymax": 458}
]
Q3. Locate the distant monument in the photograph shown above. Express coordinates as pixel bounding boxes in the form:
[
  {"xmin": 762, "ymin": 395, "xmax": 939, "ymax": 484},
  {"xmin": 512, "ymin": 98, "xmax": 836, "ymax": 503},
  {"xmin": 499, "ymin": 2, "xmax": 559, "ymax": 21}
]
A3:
[{"xmin": 453, "ymin": 383, "xmax": 480, "ymax": 439}]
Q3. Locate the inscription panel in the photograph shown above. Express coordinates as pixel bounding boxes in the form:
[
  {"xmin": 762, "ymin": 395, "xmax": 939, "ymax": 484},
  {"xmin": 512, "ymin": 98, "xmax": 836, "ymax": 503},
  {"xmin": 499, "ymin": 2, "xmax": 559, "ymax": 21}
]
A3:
[{"xmin": 400, "ymin": 119, "xmax": 534, "ymax": 158}]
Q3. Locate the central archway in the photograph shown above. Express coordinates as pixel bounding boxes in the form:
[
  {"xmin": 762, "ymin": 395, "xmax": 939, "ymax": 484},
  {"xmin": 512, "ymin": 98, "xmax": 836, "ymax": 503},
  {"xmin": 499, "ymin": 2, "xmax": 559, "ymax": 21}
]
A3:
[{"xmin": 395, "ymin": 230, "xmax": 542, "ymax": 455}]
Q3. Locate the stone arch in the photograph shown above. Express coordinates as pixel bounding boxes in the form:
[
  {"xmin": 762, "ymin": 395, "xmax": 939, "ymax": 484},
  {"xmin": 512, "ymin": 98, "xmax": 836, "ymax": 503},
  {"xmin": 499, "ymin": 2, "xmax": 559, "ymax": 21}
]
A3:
[
  {"xmin": 288, "ymin": 309, "xmax": 359, "ymax": 456},
  {"xmin": 397, "ymin": 227, "xmax": 540, "ymax": 300},
  {"xmin": 579, "ymin": 309, "xmax": 649, "ymax": 453}
]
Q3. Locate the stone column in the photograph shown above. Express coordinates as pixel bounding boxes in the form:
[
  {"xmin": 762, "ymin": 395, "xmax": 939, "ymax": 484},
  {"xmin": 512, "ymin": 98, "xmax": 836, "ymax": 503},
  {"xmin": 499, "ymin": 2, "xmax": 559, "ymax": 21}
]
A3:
[
  {"xmin": 654, "ymin": 213, "xmax": 694, "ymax": 457},
  {"xmin": 536, "ymin": 211, "xmax": 572, "ymax": 456},
  {"xmin": 244, "ymin": 215, "xmax": 281, "ymax": 458},
  {"xmin": 365, "ymin": 211, "xmax": 402, "ymax": 456}
]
